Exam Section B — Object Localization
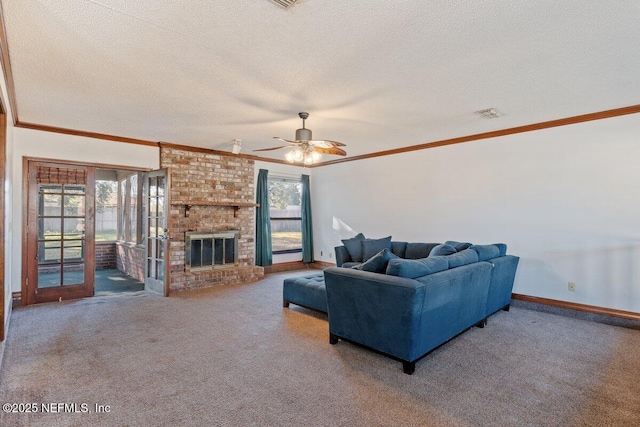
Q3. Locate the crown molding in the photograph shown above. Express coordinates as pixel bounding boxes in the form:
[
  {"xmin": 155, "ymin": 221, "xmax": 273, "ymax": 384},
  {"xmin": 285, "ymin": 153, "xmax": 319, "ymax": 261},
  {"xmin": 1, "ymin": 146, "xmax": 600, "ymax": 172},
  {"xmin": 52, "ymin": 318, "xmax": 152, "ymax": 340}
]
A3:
[{"xmin": 311, "ymin": 104, "xmax": 640, "ymax": 167}]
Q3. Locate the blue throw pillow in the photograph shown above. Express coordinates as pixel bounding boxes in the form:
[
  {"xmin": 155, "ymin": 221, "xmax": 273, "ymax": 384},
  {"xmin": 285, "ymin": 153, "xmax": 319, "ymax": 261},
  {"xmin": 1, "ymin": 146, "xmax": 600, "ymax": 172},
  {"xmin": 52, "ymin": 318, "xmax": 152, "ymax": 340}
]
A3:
[
  {"xmin": 429, "ymin": 244, "xmax": 457, "ymax": 257},
  {"xmin": 446, "ymin": 249, "xmax": 479, "ymax": 268},
  {"xmin": 386, "ymin": 256, "xmax": 449, "ymax": 279},
  {"xmin": 353, "ymin": 248, "xmax": 399, "ymax": 273},
  {"xmin": 469, "ymin": 244, "xmax": 501, "ymax": 261},
  {"xmin": 361, "ymin": 236, "xmax": 392, "ymax": 262},
  {"xmin": 445, "ymin": 241, "xmax": 473, "ymax": 251},
  {"xmin": 341, "ymin": 233, "xmax": 365, "ymax": 262}
]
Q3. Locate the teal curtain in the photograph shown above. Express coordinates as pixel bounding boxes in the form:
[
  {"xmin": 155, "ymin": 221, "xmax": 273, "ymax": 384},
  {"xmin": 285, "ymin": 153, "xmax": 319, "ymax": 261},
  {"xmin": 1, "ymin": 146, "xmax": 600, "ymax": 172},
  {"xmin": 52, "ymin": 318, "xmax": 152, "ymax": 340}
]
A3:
[
  {"xmin": 301, "ymin": 174, "xmax": 314, "ymax": 263},
  {"xmin": 255, "ymin": 169, "xmax": 272, "ymax": 266}
]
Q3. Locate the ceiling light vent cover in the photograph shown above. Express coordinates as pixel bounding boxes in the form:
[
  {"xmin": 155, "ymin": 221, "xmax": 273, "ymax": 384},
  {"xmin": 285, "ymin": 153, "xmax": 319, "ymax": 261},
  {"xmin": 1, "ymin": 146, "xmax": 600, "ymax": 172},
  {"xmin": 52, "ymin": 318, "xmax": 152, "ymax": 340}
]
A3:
[{"xmin": 268, "ymin": 0, "xmax": 303, "ymax": 9}]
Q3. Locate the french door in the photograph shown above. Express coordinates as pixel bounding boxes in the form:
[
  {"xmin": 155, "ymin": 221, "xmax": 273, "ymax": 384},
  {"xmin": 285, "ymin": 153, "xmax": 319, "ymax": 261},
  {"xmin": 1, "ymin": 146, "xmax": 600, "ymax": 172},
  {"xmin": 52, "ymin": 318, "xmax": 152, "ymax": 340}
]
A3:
[
  {"xmin": 25, "ymin": 161, "xmax": 95, "ymax": 304},
  {"xmin": 143, "ymin": 169, "xmax": 169, "ymax": 296}
]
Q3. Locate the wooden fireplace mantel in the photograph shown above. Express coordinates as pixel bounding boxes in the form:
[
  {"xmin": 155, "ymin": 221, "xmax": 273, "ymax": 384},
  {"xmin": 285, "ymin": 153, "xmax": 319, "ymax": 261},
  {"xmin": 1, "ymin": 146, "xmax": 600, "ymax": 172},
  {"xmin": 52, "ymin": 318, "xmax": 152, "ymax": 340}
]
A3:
[{"xmin": 172, "ymin": 201, "xmax": 260, "ymax": 218}]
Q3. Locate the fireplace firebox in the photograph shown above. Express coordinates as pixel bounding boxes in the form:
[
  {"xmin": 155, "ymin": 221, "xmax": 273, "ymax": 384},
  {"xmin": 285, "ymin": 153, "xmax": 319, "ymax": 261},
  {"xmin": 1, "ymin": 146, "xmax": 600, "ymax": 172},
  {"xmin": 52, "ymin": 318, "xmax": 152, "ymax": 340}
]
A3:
[{"xmin": 185, "ymin": 231, "xmax": 239, "ymax": 272}]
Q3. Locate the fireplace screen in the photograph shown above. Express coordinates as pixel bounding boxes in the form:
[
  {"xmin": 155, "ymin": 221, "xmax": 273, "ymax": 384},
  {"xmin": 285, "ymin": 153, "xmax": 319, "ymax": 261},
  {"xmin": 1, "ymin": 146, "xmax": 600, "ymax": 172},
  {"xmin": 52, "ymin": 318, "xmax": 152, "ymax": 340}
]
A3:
[{"xmin": 185, "ymin": 231, "xmax": 239, "ymax": 272}]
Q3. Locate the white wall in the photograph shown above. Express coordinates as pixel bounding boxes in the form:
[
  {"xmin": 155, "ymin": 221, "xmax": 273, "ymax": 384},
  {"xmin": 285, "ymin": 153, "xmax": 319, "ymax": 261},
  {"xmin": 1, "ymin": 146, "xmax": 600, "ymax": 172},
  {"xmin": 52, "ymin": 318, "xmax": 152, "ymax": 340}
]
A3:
[
  {"xmin": 254, "ymin": 160, "xmax": 311, "ymax": 264},
  {"xmin": 311, "ymin": 114, "xmax": 640, "ymax": 313},
  {"xmin": 10, "ymin": 127, "xmax": 159, "ymax": 292}
]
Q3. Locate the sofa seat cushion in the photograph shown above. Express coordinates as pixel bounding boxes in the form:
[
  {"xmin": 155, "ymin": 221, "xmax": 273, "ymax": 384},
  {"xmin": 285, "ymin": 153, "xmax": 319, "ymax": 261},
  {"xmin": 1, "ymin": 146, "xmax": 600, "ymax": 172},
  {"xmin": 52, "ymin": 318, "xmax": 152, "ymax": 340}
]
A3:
[
  {"xmin": 429, "ymin": 244, "xmax": 457, "ymax": 257},
  {"xmin": 354, "ymin": 248, "xmax": 399, "ymax": 273},
  {"xmin": 341, "ymin": 233, "xmax": 366, "ymax": 262},
  {"xmin": 361, "ymin": 236, "xmax": 392, "ymax": 262},
  {"xmin": 446, "ymin": 249, "xmax": 479, "ymax": 268},
  {"xmin": 386, "ymin": 256, "xmax": 449, "ymax": 279},
  {"xmin": 470, "ymin": 244, "xmax": 501, "ymax": 261}
]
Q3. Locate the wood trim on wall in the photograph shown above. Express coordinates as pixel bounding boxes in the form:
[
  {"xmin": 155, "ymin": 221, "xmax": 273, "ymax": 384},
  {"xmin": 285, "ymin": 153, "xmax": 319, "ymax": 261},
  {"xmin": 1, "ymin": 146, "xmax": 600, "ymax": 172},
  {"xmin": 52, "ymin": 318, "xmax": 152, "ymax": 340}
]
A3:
[
  {"xmin": 312, "ymin": 104, "xmax": 640, "ymax": 167},
  {"xmin": 24, "ymin": 156, "xmax": 154, "ymax": 172},
  {"xmin": 512, "ymin": 293, "xmax": 640, "ymax": 322},
  {"xmin": 15, "ymin": 121, "xmax": 159, "ymax": 147},
  {"xmin": 262, "ymin": 261, "xmax": 327, "ymax": 273}
]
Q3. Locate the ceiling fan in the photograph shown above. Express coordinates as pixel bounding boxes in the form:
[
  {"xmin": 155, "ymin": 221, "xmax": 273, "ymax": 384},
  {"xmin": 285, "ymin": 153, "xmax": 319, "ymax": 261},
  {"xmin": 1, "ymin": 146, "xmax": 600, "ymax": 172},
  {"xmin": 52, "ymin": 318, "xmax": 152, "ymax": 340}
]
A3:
[{"xmin": 253, "ymin": 112, "xmax": 347, "ymax": 164}]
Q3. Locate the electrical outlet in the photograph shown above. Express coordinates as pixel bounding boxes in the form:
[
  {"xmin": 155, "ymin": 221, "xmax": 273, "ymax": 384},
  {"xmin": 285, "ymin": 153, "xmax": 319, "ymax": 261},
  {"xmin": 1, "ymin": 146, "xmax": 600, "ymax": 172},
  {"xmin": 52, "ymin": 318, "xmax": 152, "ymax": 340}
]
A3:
[
  {"xmin": 329, "ymin": 252, "xmax": 333, "ymax": 258},
  {"xmin": 568, "ymin": 282, "xmax": 576, "ymax": 292},
  {"xmin": 320, "ymin": 251, "xmax": 323, "ymax": 257}
]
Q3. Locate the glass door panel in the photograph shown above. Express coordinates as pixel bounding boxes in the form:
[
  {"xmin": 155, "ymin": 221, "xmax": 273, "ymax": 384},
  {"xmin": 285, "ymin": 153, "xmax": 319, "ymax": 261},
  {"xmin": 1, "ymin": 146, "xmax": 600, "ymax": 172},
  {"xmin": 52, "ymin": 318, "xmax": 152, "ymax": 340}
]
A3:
[
  {"xmin": 26, "ymin": 162, "xmax": 95, "ymax": 304},
  {"xmin": 144, "ymin": 169, "xmax": 169, "ymax": 296}
]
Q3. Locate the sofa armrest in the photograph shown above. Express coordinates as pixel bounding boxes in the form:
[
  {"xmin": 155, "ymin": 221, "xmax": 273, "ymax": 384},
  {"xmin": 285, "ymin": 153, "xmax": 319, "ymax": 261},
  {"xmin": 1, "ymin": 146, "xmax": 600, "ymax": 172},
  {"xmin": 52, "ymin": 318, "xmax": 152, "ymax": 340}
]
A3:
[
  {"xmin": 324, "ymin": 267, "xmax": 425, "ymax": 361},
  {"xmin": 324, "ymin": 262, "xmax": 493, "ymax": 363},
  {"xmin": 334, "ymin": 245, "xmax": 352, "ymax": 267},
  {"xmin": 486, "ymin": 255, "xmax": 520, "ymax": 316}
]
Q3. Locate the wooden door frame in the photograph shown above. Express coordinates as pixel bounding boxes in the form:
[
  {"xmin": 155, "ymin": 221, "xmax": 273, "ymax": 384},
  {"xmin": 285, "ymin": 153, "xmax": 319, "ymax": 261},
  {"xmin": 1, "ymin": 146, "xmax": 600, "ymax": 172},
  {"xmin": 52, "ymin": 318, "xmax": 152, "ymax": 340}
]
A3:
[{"xmin": 23, "ymin": 160, "xmax": 95, "ymax": 304}]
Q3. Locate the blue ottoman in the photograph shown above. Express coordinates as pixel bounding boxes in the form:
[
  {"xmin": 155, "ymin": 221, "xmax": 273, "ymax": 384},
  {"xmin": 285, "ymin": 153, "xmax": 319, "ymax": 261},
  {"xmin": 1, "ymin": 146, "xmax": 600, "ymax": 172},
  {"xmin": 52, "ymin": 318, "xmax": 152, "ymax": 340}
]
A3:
[{"xmin": 283, "ymin": 272, "xmax": 327, "ymax": 313}]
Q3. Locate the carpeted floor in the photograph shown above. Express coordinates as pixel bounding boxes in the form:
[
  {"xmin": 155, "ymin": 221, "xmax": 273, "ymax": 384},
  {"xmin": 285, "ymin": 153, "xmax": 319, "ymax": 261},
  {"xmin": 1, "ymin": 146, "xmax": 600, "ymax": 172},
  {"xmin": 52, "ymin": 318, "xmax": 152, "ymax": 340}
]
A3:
[{"xmin": 1, "ymin": 271, "xmax": 639, "ymax": 426}]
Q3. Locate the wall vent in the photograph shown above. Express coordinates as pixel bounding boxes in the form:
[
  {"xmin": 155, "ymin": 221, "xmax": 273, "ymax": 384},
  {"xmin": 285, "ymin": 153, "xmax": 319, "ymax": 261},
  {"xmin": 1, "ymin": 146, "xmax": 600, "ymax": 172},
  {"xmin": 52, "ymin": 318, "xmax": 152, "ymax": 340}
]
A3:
[{"xmin": 268, "ymin": 0, "xmax": 303, "ymax": 9}]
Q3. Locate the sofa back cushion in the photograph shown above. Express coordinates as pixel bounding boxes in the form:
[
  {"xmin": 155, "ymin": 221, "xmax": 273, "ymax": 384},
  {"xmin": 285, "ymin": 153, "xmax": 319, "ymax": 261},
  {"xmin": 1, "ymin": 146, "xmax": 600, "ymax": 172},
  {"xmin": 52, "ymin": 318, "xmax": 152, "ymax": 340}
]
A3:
[
  {"xmin": 353, "ymin": 248, "xmax": 399, "ymax": 273},
  {"xmin": 391, "ymin": 241, "xmax": 407, "ymax": 258},
  {"xmin": 386, "ymin": 256, "xmax": 449, "ymax": 279},
  {"xmin": 405, "ymin": 243, "xmax": 440, "ymax": 259},
  {"xmin": 469, "ymin": 244, "xmax": 501, "ymax": 261},
  {"xmin": 361, "ymin": 236, "xmax": 392, "ymax": 262},
  {"xmin": 429, "ymin": 244, "xmax": 457, "ymax": 257},
  {"xmin": 446, "ymin": 249, "xmax": 479, "ymax": 268},
  {"xmin": 445, "ymin": 240, "xmax": 473, "ymax": 251},
  {"xmin": 341, "ymin": 233, "xmax": 366, "ymax": 262},
  {"xmin": 493, "ymin": 243, "xmax": 507, "ymax": 257}
]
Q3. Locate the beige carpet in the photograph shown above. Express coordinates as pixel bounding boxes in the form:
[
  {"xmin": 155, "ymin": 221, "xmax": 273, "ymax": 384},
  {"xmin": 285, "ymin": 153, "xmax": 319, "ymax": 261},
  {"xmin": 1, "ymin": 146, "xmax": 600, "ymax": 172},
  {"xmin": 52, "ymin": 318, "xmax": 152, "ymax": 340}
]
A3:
[{"xmin": 1, "ymin": 271, "xmax": 639, "ymax": 426}]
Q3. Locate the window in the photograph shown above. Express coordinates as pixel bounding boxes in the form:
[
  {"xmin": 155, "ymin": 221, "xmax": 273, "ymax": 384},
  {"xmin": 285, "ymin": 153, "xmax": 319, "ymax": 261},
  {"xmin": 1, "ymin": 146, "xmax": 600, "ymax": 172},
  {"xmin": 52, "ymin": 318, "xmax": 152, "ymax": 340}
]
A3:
[
  {"xmin": 117, "ymin": 172, "xmax": 143, "ymax": 243},
  {"xmin": 95, "ymin": 180, "xmax": 118, "ymax": 241},
  {"xmin": 268, "ymin": 176, "xmax": 302, "ymax": 253}
]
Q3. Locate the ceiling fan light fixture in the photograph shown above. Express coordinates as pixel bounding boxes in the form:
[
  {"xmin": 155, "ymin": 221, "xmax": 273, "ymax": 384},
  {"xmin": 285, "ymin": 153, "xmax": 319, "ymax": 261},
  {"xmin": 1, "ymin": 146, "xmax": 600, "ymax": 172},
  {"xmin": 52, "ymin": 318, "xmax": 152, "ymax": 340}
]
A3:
[
  {"xmin": 254, "ymin": 112, "xmax": 346, "ymax": 163},
  {"xmin": 295, "ymin": 128, "xmax": 312, "ymax": 141},
  {"xmin": 285, "ymin": 150, "xmax": 296, "ymax": 162}
]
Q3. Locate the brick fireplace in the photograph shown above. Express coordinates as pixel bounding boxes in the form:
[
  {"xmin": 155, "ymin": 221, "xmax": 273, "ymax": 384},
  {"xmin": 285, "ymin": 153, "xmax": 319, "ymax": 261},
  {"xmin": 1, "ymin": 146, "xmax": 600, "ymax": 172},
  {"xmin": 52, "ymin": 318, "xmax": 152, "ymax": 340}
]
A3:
[{"xmin": 161, "ymin": 146, "xmax": 264, "ymax": 291}]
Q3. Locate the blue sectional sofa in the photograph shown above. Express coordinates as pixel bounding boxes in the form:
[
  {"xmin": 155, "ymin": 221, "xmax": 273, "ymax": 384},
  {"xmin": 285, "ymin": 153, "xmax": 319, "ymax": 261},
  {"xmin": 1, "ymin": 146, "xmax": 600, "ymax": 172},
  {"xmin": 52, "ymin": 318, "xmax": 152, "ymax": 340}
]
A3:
[{"xmin": 324, "ymin": 238, "xmax": 519, "ymax": 374}]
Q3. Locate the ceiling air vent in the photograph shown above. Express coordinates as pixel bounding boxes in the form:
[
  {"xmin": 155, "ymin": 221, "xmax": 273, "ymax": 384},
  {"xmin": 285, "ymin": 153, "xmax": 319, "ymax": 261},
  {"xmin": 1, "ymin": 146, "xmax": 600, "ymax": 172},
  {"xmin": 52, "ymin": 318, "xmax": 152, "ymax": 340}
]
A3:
[
  {"xmin": 474, "ymin": 108, "xmax": 502, "ymax": 119},
  {"xmin": 268, "ymin": 0, "xmax": 303, "ymax": 9}
]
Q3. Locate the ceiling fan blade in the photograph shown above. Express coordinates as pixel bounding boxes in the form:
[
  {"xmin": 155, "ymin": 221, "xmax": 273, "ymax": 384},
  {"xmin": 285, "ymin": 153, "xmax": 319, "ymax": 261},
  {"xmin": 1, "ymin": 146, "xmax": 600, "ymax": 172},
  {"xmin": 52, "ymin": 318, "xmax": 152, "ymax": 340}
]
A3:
[
  {"xmin": 273, "ymin": 137, "xmax": 299, "ymax": 144},
  {"xmin": 252, "ymin": 145, "xmax": 291, "ymax": 152},
  {"xmin": 309, "ymin": 139, "xmax": 346, "ymax": 148},
  {"xmin": 314, "ymin": 146, "xmax": 347, "ymax": 156}
]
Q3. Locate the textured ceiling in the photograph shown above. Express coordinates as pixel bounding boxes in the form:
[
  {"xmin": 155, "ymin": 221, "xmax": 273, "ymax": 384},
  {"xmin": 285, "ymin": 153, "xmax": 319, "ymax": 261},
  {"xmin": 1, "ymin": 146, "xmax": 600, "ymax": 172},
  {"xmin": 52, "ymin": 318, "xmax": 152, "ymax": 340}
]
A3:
[{"xmin": 3, "ymin": 0, "xmax": 640, "ymax": 161}]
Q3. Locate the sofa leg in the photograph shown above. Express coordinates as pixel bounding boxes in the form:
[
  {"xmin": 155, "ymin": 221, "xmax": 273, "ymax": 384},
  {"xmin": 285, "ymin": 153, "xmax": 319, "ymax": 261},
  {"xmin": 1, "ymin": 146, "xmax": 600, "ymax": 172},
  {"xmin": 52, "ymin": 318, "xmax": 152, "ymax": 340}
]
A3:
[
  {"xmin": 283, "ymin": 300, "xmax": 290, "ymax": 308},
  {"xmin": 502, "ymin": 304, "xmax": 510, "ymax": 312},
  {"xmin": 476, "ymin": 318, "xmax": 487, "ymax": 328},
  {"xmin": 329, "ymin": 333, "xmax": 339, "ymax": 345},
  {"xmin": 402, "ymin": 361, "xmax": 416, "ymax": 375}
]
